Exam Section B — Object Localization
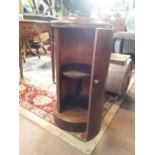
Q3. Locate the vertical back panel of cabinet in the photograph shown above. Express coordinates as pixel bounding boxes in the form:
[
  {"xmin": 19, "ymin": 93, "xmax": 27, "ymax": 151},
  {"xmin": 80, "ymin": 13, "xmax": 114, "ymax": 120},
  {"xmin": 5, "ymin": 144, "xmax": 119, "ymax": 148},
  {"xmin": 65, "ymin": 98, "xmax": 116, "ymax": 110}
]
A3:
[
  {"xmin": 59, "ymin": 28, "xmax": 95, "ymax": 65},
  {"xmin": 54, "ymin": 28, "xmax": 61, "ymax": 111},
  {"xmin": 86, "ymin": 28, "xmax": 113, "ymax": 140}
]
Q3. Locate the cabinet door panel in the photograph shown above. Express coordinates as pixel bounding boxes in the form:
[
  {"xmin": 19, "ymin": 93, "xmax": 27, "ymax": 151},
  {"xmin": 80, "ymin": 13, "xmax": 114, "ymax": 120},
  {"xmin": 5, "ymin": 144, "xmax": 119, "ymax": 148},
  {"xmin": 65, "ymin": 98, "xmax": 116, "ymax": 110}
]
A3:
[{"xmin": 86, "ymin": 28, "xmax": 113, "ymax": 140}]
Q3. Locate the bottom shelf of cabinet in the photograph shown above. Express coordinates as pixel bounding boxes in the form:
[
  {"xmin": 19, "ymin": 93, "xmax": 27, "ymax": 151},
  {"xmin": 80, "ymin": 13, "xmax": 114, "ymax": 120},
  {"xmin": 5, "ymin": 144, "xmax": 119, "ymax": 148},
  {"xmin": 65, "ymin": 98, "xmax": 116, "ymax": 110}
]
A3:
[{"xmin": 54, "ymin": 96, "xmax": 88, "ymax": 132}]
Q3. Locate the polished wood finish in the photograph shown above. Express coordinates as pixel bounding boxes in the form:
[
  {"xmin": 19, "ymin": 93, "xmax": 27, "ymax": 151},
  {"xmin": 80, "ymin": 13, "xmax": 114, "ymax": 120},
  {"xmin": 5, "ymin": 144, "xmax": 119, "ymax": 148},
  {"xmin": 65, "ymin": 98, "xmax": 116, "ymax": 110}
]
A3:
[
  {"xmin": 19, "ymin": 17, "xmax": 113, "ymax": 140},
  {"xmin": 50, "ymin": 17, "xmax": 112, "ymax": 28},
  {"xmin": 52, "ymin": 18, "xmax": 113, "ymax": 141},
  {"xmin": 86, "ymin": 28, "xmax": 113, "ymax": 140}
]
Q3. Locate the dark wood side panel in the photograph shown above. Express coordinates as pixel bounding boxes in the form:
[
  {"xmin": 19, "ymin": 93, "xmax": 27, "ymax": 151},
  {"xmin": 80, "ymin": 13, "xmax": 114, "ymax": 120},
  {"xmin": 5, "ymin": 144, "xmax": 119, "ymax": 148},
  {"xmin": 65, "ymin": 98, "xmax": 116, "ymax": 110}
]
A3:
[{"xmin": 86, "ymin": 28, "xmax": 113, "ymax": 140}]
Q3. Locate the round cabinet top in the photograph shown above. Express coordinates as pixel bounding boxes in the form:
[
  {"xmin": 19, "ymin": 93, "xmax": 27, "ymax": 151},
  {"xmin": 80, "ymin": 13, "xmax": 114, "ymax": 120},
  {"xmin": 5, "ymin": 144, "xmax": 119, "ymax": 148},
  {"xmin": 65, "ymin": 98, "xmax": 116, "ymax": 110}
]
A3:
[{"xmin": 50, "ymin": 17, "xmax": 112, "ymax": 29}]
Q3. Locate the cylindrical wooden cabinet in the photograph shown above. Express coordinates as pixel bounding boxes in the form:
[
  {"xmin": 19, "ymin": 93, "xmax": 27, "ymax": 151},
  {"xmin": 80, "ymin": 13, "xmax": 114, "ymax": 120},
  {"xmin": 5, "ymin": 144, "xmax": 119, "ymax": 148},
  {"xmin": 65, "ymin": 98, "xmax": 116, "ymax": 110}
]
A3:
[{"xmin": 51, "ymin": 17, "xmax": 113, "ymax": 141}]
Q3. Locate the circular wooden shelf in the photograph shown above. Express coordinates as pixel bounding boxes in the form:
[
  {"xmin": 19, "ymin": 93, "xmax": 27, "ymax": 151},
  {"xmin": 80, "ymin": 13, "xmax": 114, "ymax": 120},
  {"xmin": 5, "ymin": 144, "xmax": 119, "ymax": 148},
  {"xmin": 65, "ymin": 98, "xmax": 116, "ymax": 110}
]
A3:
[
  {"xmin": 54, "ymin": 107, "xmax": 87, "ymax": 132},
  {"xmin": 61, "ymin": 64, "xmax": 91, "ymax": 79},
  {"xmin": 54, "ymin": 96, "xmax": 88, "ymax": 132}
]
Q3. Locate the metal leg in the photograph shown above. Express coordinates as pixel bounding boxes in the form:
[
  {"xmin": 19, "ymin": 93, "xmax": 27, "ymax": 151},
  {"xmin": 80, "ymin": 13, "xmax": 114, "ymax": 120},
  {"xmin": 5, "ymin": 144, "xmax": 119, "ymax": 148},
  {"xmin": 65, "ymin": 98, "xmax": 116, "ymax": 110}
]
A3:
[
  {"xmin": 42, "ymin": 46, "xmax": 47, "ymax": 54},
  {"xmin": 36, "ymin": 48, "xmax": 40, "ymax": 54}
]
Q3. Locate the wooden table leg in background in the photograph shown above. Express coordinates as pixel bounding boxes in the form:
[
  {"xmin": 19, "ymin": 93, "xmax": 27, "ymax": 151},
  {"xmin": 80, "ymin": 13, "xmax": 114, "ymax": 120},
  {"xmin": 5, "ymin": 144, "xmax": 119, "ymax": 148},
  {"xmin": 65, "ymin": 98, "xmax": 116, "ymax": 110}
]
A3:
[
  {"xmin": 51, "ymin": 43, "xmax": 56, "ymax": 84},
  {"xmin": 49, "ymin": 28, "xmax": 56, "ymax": 84},
  {"xmin": 19, "ymin": 44, "xmax": 23, "ymax": 79}
]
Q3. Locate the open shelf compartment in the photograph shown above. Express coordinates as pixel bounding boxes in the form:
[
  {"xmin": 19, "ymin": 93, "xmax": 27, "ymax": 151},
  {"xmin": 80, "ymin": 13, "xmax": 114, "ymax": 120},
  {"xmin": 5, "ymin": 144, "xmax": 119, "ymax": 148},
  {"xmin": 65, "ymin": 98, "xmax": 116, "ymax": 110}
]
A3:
[{"xmin": 61, "ymin": 63, "xmax": 91, "ymax": 79}]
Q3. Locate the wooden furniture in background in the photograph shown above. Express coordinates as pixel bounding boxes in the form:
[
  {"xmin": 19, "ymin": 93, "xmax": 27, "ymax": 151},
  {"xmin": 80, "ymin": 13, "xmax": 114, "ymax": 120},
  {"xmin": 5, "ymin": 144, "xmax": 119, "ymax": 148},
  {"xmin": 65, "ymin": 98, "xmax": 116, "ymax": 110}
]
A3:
[
  {"xmin": 28, "ymin": 32, "xmax": 50, "ymax": 56},
  {"xmin": 51, "ymin": 18, "xmax": 113, "ymax": 141},
  {"xmin": 19, "ymin": 20, "xmax": 49, "ymax": 58},
  {"xmin": 19, "ymin": 19, "xmax": 55, "ymax": 83}
]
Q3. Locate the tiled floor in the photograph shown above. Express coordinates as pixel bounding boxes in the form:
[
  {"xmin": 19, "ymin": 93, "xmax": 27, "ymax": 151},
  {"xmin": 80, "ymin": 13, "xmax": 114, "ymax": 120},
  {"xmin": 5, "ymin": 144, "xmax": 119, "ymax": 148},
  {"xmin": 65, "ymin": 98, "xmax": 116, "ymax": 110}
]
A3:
[
  {"xmin": 20, "ymin": 56, "xmax": 135, "ymax": 155},
  {"xmin": 19, "ymin": 94, "xmax": 134, "ymax": 155}
]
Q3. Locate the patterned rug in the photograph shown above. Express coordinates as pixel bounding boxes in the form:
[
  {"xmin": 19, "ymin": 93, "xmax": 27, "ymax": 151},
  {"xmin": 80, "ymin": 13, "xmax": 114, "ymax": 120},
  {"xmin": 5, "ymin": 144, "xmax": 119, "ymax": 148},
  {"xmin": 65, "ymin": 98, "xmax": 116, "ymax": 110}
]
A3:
[
  {"xmin": 19, "ymin": 80, "xmax": 113, "ymax": 141},
  {"xmin": 19, "ymin": 82, "xmax": 56, "ymax": 122},
  {"xmin": 19, "ymin": 56, "xmax": 125, "ymax": 154}
]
